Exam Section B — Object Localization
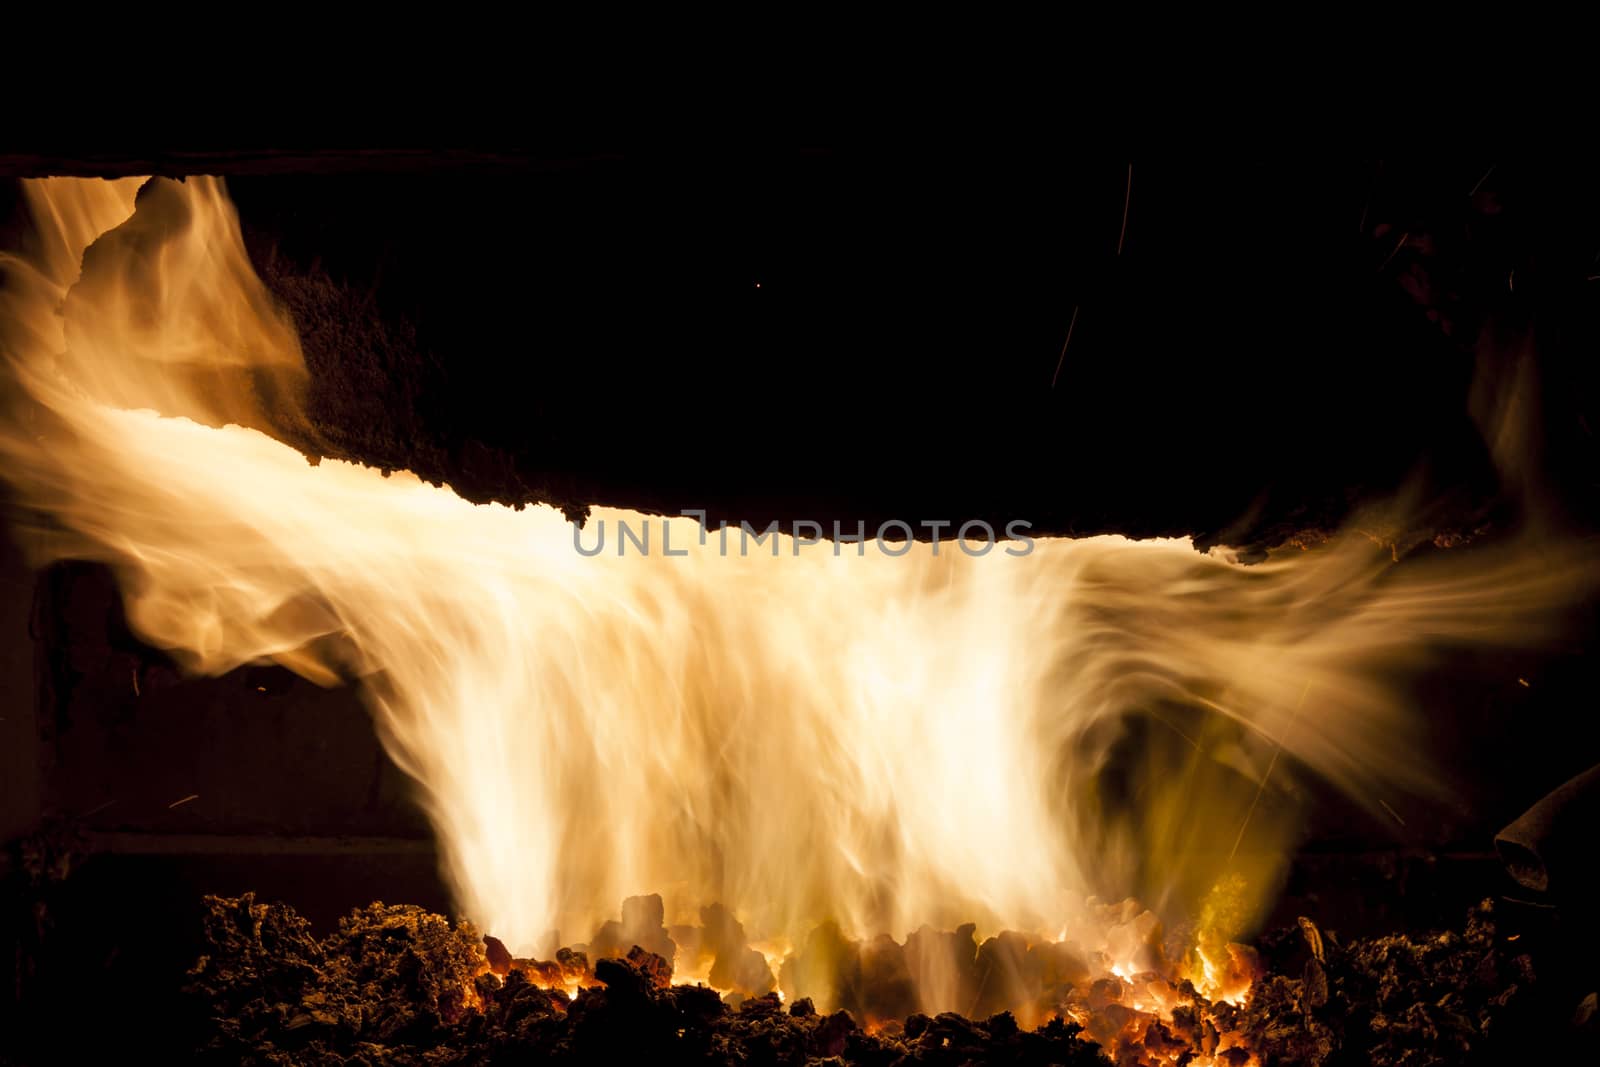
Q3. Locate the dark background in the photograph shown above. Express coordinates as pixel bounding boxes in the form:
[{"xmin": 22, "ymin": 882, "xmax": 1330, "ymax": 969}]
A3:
[
  {"xmin": 220, "ymin": 152, "xmax": 1599, "ymax": 547},
  {"xmin": 9, "ymin": 151, "xmax": 1596, "ymax": 543},
  {"xmin": 2, "ymin": 149, "xmax": 1599, "ymax": 1057}
]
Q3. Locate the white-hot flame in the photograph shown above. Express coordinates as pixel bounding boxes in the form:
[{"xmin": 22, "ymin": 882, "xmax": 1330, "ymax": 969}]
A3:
[{"xmin": 1, "ymin": 178, "xmax": 1591, "ymax": 991}]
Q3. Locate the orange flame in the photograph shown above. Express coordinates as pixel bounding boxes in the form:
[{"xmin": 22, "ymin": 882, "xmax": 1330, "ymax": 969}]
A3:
[{"xmin": 1, "ymin": 178, "xmax": 1593, "ymax": 1039}]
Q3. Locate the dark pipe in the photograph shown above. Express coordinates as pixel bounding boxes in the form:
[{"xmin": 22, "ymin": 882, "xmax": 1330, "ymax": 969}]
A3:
[{"xmin": 1495, "ymin": 763, "xmax": 1600, "ymax": 894}]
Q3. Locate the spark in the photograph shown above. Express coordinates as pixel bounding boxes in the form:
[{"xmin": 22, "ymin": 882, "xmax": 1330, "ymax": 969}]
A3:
[
  {"xmin": 1050, "ymin": 305, "xmax": 1080, "ymax": 389},
  {"xmin": 1229, "ymin": 679, "xmax": 1313, "ymax": 864},
  {"xmin": 1117, "ymin": 163, "xmax": 1132, "ymax": 256},
  {"xmin": 168, "ymin": 794, "xmax": 200, "ymax": 809},
  {"xmin": 1468, "ymin": 164, "xmax": 1496, "ymax": 197},
  {"xmin": 1377, "ymin": 232, "xmax": 1409, "ymax": 272}
]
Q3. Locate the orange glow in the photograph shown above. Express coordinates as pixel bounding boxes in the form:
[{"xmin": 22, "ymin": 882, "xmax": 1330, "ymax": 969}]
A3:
[{"xmin": 2, "ymin": 178, "xmax": 1594, "ymax": 1058}]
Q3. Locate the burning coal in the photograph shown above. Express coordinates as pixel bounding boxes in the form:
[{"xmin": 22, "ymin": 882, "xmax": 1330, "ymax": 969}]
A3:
[{"xmin": 1, "ymin": 177, "xmax": 1594, "ymax": 1041}]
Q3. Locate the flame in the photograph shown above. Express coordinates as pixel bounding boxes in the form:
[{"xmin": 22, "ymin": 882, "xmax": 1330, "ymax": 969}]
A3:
[{"xmin": 2, "ymin": 178, "xmax": 1594, "ymax": 1031}]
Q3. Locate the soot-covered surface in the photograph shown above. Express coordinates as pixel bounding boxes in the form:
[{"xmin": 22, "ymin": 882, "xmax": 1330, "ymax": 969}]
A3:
[
  {"xmin": 11, "ymin": 151, "xmax": 1596, "ymax": 548},
  {"xmin": 224, "ymin": 153, "xmax": 1598, "ymax": 549},
  {"xmin": 169, "ymin": 892, "xmax": 1591, "ymax": 1065}
]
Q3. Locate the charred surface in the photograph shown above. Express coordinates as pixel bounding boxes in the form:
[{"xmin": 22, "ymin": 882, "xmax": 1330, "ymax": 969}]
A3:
[
  {"xmin": 238, "ymin": 155, "xmax": 1600, "ymax": 548},
  {"xmin": 10, "ymin": 153, "xmax": 1595, "ymax": 548},
  {"xmin": 183, "ymin": 894, "xmax": 1112, "ymax": 1066},
  {"xmin": 1240, "ymin": 901, "xmax": 1588, "ymax": 1066},
  {"xmin": 166, "ymin": 894, "xmax": 1595, "ymax": 1065}
]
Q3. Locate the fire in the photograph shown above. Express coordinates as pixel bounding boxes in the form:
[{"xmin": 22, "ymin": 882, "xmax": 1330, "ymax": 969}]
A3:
[{"xmin": 1, "ymin": 178, "xmax": 1593, "ymax": 1048}]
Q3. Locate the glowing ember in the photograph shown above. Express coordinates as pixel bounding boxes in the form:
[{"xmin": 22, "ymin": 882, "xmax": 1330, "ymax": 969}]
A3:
[
  {"xmin": 457, "ymin": 892, "xmax": 1267, "ymax": 1064},
  {"xmin": 2, "ymin": 177, "xmax": 1595, "ymax": 1061}
]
